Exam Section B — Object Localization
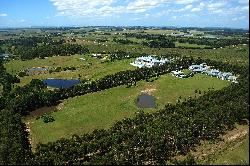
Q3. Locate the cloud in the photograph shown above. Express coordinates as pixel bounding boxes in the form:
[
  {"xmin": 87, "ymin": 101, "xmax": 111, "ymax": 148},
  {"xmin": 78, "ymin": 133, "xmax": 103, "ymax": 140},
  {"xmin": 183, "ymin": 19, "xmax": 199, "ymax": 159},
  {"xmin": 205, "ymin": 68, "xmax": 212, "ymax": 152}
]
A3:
[
  {"xmin": 50, "ymin": 0, "xmax": 115, "ymax": 17},
  {"xmin": 191, "ymin": 7, "xmax": 202, "ymax": 12},
  {"xmin": 19, "ymin": 19, "xmax": 26, "ymax": 23},
  {"xmin": 174, "ymin": 0, "xmax": 199, "ymax": 4},
  {"xmin": 207, "ymin": 1, "xmax": 227, "ymax": 12},
  {"xmin": 238, "ymin": 0, "xmax": 249, "ymax": 4},
  {"xmin": 173, "ymin": 4, "xmax": 193, "ymax": 12},
  {"xmin": 190, "ymin": 2, "xmax": 205, "ymax": 12},
  {"xmin": 0, "ymin": 13, "xmax": 7, "ymax": 17},
  {"xmin": 232, "ymin": 15, "xmax": 246, "ymax": 21},
  {"xmin": 126, "ymin": 0, "xmax": 160, "ymax": 13},
  {"xmin": 172, "ymin": 16, "xmax": 177, "ymax": 19},
  {"xmin": 49, "ymin": 0, "xmax": 249, "ymax": 23},
  {"xmin": 132, "ymin": 17, "xmax": 141, "ymax": 20},
  {"xmin": 50, "ymin": 0, "xmax": 201, "ymax": 17}
]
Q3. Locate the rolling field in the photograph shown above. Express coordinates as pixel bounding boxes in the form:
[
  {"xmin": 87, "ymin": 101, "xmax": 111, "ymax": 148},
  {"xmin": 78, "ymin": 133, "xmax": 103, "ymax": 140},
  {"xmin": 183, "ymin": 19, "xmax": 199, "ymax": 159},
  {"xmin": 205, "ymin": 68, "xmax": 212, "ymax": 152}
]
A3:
[
  {"xmin": 4, "ymin": 55, "xmax": 136, "ymax": 86},
  {"xmin": 25, "ymin": 74, "xmax": 230, "ymax": 147}
]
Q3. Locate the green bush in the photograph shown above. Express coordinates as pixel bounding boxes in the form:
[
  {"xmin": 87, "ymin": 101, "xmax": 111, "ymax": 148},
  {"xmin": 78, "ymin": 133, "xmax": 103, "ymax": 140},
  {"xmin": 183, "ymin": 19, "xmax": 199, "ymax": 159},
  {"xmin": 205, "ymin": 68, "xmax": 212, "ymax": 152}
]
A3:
[{"xmin": 41, "ymin": 114, "xmax": 55, "ymax": 123}]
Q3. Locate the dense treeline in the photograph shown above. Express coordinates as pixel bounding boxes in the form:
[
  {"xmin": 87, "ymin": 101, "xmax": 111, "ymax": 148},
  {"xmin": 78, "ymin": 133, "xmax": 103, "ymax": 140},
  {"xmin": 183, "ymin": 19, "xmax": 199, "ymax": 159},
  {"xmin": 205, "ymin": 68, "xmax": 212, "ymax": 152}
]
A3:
[
  {"xmin": 30, "ymin": 61, "xmax": 248, "ymax": 165},
  {"xmin": 0, "ymin": 109, "xmax": 31, "ymax": 165},
  {"xmin": 178, "ymin": 37, "xmax": 249, "ymax": 48},
  {"xmin": 0, "ymin": 56, "xmax": 248, "ymax": 164},
  {"xmin": 124, "ymin": 33, "xmax": 169, "ymax": 40},
  {"xmin": 0, "ymin": 37, "xmax": 89, "ymax": 60},
  {"xmin": 204, "ymin": 29, "xmax": 249, "ymax": 37},
  {"xmin": 0, "ymin": 60, "xmax": 20, "ymax": 97},
  {"xmin": 113, "ymin": 38, "xmax": 136, "ymax": 45},
  {"xmin": 142, "ymin": 39, "xmax": 175, "ymax": 48},
  {"xmin": 14, "ymin": 44, "xmax": 89, "ymax": 60},
  {"xmin": 123, "ymin": 32, "xmax": 248, "ymax": 48},
  {"xmin": 0, "ymin": 36, "xmax": 64, "ymax": 47}
]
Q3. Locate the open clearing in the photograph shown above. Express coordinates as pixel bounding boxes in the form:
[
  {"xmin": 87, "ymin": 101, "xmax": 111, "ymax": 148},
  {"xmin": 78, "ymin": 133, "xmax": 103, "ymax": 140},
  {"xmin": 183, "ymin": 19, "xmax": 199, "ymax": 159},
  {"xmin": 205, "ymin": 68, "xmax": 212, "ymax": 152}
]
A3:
[
  {"xmin": 4, "ymin": 55, "xmax": 136, "ymax": 86},
  {"xmin": 25, "ymin": 74, "xmax": 230, "ymax": 147}
]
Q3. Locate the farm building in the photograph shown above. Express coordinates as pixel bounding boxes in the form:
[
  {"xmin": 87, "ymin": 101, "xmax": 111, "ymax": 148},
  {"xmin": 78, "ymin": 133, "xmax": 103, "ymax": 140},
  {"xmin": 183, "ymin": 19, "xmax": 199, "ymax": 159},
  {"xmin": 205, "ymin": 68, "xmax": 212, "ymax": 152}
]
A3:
[
  {"xmin": 227, "ymin": 75, "xmax": 238, "ymax": 83},
  {"xmin": 171, "ymin": 71, "xmax": 186, "ymax": 78},
  {"xmin": 219, "ymin": 72, "xmax": 233, "ymax": 80},
  {"xmin": 91, "ymin": 53, "xmax": 102, "ymax": 58},
  {"xmin": 0, "ymin": 54, "xmax": 10, "ymax": 60},
  {"xmin": 189, "ymin": 63, "xmax": 208, "ymax": 73},
  {"xmin": 204, "ymin": 69, "xmax": 221, "ymax": 77},
  {"xmin": 130, "ymin": 55, "xmax": 169, "ymax": 68},
  {"xmin": 26, "ymin": 67, "xmax": 49, "ymax": 75}
]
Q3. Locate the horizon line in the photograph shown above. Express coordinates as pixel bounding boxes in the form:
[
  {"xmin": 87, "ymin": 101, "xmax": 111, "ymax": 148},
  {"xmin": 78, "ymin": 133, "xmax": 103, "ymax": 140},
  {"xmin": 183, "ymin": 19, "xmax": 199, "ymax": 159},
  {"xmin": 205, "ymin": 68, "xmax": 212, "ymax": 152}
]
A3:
[{"xmin": 0, "ymin": 25, "xmax": 249, "ymax": 30}]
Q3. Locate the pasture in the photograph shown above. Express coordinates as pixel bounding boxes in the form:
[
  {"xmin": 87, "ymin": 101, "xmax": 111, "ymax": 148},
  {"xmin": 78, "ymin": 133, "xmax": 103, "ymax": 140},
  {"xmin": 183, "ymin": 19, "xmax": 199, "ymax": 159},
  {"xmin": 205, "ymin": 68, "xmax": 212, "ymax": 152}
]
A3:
[
  {"xmin": 4, "ymin": 55, "xmax": 136, "ymax": 86},
  {"xmin": 25, "ymin": 73, "xmax": 230, "ymax": 147}
]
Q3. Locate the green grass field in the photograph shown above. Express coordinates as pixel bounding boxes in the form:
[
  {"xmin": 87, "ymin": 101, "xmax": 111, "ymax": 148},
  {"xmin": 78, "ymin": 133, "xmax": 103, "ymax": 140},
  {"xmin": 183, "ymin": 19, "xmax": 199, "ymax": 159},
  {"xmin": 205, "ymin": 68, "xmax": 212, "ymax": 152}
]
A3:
[
  {"xmin": 4, "ymin": 55, "xmax": 136, "ymax": 86},
  {"xmin": 26, "ymin": 74, "xmax": 230, "ymax": 147},
  {"xmin": 212, "ymin": 136, "xmax": 249, "ymax": 165},
  {"xmin": 175, "ymin": 42, "xmax": 208, "ymax": 48}
]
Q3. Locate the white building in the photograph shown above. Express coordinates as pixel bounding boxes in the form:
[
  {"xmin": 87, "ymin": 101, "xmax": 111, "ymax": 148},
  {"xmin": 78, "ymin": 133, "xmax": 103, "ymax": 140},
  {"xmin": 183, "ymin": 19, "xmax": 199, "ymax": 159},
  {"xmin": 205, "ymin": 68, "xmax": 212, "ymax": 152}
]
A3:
[
  {"xmin": 189, "ymin": 63, "xmax": 208, "ymax": 73},
  {"xmin": 171, "ymin": 71, "xmax": 186, "ymax": 78},
  {"xmin": 92, "ymin": 53, "xmax": 102, "ymax": 58},
  {"xmin": 130, "ymin": 55, "xmax": 169, "ymax": 68}
]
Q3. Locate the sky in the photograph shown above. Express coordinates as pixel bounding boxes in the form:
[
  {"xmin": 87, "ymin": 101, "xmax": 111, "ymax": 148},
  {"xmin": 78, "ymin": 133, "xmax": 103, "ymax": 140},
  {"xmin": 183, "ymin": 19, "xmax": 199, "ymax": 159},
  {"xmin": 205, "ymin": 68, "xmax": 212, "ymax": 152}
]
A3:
[{"xmin": 0, "ymin": 0, "xmax": 249, "ymax": 29}]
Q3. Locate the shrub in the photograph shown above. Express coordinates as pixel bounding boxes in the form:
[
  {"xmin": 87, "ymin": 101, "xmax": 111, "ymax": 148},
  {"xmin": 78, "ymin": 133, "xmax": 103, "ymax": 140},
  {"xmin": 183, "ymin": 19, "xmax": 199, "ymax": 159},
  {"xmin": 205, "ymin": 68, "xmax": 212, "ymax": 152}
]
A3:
[{"xmin": 41, "ymin": 114, "xmax": 55, "ymax": 123}]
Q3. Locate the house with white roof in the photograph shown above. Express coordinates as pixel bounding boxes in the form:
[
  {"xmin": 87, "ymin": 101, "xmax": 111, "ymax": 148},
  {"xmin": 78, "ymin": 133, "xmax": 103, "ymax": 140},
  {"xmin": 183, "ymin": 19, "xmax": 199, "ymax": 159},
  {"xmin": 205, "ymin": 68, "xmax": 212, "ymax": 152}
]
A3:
[
  {"xmin": 227, "ymin": 75, "xmax": 238, "ymax": 83},
  {"xmin": 204, "ymin": 69, "xmax": 221, "ymax": 77},
  {"xmin": 92, "ymin": 53, "xmax": 102, "ymax": 58},
  {"xmin": 219, "ymin": 72, "xmax": 233, "ymax": 80},
  {"xmin": 130, "ymin": 55, "xmax": 169, "ymax": 68},
  {"xmin": 171, "ymin": 71, "xmax": 186, "ymax": 78},
  {"xmin": 189, "ymin": 63, "xmax": 208, "ymax": 73}
]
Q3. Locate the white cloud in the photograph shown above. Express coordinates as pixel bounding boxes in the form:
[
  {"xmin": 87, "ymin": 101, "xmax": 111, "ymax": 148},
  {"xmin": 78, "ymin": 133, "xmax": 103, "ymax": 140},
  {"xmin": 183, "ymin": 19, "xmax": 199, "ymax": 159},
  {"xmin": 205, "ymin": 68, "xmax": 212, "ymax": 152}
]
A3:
[
  {"xmin": 131, "ymin": 17, "xmax": 141, "ymax": 20},
  {"xmin": 50, "ymin": 0, "xmax": 115, "ymax": 17},
  {"xmin": 232, "ymin": 15, "xmax": 246, "ymax": 21},
  {"xmin": 49, "ymin": 0, "xmax": 248, "ymax": 21},
  {"xmin": 190, "ymin": 2, "xmax": 205, "ymax": 12},
  {"xmin": 241, "ymin": 5, "xmax": 249, "ymax": 11},
  {"xmin": 126, "ymin": 0, "xmax": 160, "ymax": 13},
  {"xmin": 19, "ymin": 19, "xmax": 26, "ymax": 23},
  {"xmin": 50, "ymin": 0, "xmax": 202, "ymax": 17},
  {"xmin": 207, "ymin": 1, "xmax": 227, "ymax": 12},
  {"xmin": 238, "ymin": 0, "xmax": 249, "ymax": 4},
  {"xmin": 174, "ymin": 0, "xmax": 198, "ymax": 4},
  {"xmin": 191, "ymin": 7, "xmax": 202, "ymax": 12},
  {"xmin": 172, "ymin": 16, "xmax": 177, "ymax": 19},
  {"xmin": 173, "ymin": 4, "xmax": 193, "ymax": 12},
  {"xmin": 0, "ymin": 13, "xmax": 7, "ymax": 17}
]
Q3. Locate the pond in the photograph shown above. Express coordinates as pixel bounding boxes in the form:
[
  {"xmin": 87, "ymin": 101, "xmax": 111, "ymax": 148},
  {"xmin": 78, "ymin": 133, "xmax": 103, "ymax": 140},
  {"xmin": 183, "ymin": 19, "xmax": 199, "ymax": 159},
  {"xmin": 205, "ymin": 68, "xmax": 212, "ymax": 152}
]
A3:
[
  {"xmin": 137, "ymin": 94, "xmax": 156, "ymax": 108},
  {"xmin": 43, "ymin": 79, "xmax": 81, "ymax": 89}
]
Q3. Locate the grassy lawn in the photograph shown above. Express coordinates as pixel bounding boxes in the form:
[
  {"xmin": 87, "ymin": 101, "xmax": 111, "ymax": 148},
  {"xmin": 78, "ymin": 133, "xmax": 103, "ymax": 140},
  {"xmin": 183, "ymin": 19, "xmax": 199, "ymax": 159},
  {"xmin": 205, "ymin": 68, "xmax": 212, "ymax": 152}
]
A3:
[
  {"xmin": 212, "ymin": 136, "xmax": 249, "ymax": 165},
  {"xmin": 26, "ymin": 74, "xmax": 230, "ymax": 147},
  {"xmin": 175, "ymin": 42, "xmax": 208, "ymax": 48},
  {"xmin": 4, "ymin": 55, "xmax": 136, "ymax": 86}
]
